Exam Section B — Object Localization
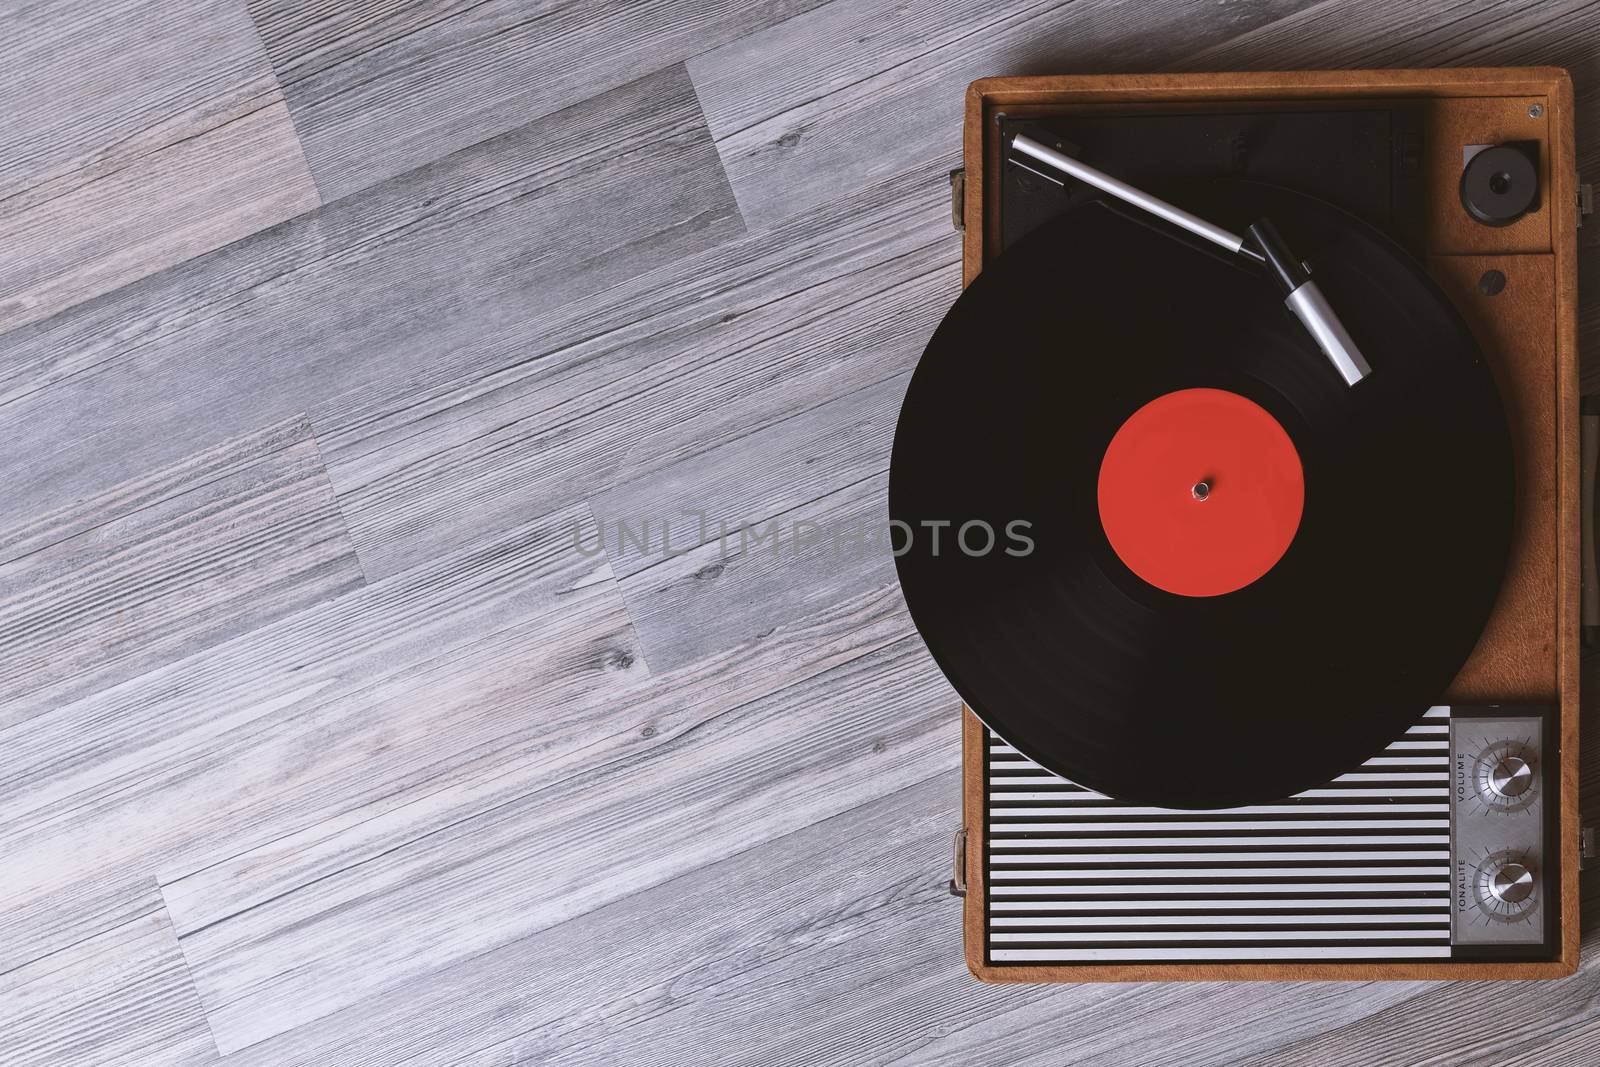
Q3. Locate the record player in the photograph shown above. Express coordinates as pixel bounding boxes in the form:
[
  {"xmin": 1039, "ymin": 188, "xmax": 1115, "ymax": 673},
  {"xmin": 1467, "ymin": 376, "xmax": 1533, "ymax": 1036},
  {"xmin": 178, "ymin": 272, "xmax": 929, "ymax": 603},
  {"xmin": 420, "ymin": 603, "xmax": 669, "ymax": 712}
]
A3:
[{"xmin": 896, "ymin": 69, "xmax": 1591, "ymax": 981}]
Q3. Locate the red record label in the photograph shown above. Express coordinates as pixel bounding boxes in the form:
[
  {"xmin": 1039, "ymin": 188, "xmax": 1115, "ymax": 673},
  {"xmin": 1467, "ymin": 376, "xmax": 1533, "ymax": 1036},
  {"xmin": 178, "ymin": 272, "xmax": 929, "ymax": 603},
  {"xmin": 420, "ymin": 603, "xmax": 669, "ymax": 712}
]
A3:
[{"xmin": 1097, "ymin": 388, "xmax": 1304, "ymax": 597}]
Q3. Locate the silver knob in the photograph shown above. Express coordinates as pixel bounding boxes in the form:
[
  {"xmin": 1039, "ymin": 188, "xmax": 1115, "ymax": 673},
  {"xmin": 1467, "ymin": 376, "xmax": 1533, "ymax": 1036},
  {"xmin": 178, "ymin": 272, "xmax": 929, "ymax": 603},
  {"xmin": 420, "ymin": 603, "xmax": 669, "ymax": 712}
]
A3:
[
  {"xmin": 1487, "ymin": 861, "xmax": 1535, "ymax": 905},
  {"xmin": 1488, "ymin": 755, "xmax": 1533, "ymax": 798}
]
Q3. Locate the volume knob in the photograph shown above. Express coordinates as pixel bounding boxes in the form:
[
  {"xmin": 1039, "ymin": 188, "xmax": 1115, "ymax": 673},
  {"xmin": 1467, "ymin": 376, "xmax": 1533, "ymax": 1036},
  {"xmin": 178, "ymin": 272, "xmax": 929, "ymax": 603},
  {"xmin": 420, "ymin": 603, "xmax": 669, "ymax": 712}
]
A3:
[
  {"xmin": 1487, "ymin": 754, "xmax": 1533, "ymax": 798},
  {"xmin": 1487, "ymin": 861, "xmax": 1535, "ymax": 905}
]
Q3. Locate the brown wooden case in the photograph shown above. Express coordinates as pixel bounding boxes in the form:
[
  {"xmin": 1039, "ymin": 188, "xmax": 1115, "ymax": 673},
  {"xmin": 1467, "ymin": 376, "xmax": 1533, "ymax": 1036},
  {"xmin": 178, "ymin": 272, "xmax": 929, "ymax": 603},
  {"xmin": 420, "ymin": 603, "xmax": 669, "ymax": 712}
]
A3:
[{"xmin": 956, "ymin": 68, "xmax": 1581, "ymax": 983}]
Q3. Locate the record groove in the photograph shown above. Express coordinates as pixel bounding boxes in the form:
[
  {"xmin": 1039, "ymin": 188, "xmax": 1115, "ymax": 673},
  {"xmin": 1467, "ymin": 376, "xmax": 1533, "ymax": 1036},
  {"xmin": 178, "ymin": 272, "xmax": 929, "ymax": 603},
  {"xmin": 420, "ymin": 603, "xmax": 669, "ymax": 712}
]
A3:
[{"xmin": 889, "ymin": 181, "xmax": 1513, "ymax": 809}]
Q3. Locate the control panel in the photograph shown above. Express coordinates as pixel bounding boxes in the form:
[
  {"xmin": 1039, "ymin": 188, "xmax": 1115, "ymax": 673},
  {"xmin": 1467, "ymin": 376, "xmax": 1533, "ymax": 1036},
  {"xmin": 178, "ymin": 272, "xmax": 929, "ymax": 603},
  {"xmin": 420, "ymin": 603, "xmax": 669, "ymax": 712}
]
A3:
[{"xmin": 1450, "ymin": 706, "xmax": 1557, "ymax": 954}]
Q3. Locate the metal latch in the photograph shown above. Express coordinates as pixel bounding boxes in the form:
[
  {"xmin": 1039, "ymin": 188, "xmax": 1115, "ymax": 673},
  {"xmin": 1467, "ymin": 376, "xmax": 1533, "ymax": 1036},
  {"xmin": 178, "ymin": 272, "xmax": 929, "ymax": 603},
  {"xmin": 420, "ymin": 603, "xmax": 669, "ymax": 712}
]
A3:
[
  {"xmin": 1582, "ymin": 825, "xmax": 1597, "ymax": 871},
  {"xmin": 949, "ymin": 169, "xmax": 965, "ymax": 233},
  {"xmin": 1579, "ymin": 182, "xmax": 1593, "ymax": 226},
  {"xmin": 949, "ymin": 827, "xmax": 968, "ymax": 896}
]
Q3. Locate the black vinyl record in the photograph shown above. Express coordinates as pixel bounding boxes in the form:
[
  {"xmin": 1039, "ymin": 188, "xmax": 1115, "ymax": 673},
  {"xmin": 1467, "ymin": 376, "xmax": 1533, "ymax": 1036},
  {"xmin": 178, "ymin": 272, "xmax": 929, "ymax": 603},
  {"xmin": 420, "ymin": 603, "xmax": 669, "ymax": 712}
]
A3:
[{"xmin": 889, "ymin": 180, "xmax": 1514, "ymax": 809}]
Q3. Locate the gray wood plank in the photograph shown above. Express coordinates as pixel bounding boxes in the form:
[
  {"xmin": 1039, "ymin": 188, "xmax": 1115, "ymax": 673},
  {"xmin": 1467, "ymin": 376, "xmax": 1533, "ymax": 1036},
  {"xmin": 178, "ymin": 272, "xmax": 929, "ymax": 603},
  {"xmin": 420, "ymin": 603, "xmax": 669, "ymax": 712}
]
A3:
[
  {"xmin": 1, "ymin": 3, "xmax": 1594, "ymax": 1064},
  {"xmin": 589, "ymin": 370, "xmax": 906, "ymax": 580},
  {"xmin": 154, "ymin": 580, "xmax": 915, "ymax": 943},
  {"xmin": 0, "ymin": 503, "xmax": 625, "ymax": 968},
  {"xmin": 164, "ymin": 588, "xmax": 950, "ymax": 1052},
  {"xmin": 0, "ymin": 415, "xmax": 364, "ymax": 727},
  {"xmin": 1220, "ymin": 939, "xmax": 1600, "ymax": 1066},
  {"xmin": 319, "ymin": 168, "xmax": 955, "ymax": 579},
  {"xmin": 0, "ymin": 882, "xmax": 219, "ymax": 1067},
  {"xmin": 615, "ymin": 471, "xmax": 894, "ymax": 672},
  {"xmin": 686, "ymin": 0, "xmax": 1320, "ymax": 231},
  {"xmin": 246, "ymin": 0, "xmax": 826, "ymax": 200},
  {"xmin": 198, "ymin": 769, "xmax": 966, "ymax": 1067},
  {"xmin": 0, "ymin": 0, "xmax": 318, "ymax": 334},
  {"xmin": 1179, "ymin": 0, "xmax": 1598, "ymax": 75},
  {"xmin": 0, "ymin": 65, "xmax": 741, "ymax": 542},
  {"xmin": 204, "ymin": 772, "xmax": 1433, "ymax": 1067},
  {"xmin": 586, "ymin": 371, "xmax": 905, "ymax": 670}
]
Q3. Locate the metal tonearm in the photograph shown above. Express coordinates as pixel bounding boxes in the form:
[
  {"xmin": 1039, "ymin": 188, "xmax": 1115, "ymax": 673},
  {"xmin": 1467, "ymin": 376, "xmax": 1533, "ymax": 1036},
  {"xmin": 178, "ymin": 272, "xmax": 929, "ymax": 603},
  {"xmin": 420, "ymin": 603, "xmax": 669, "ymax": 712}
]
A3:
[{"xmin": 1010, "ymin": 133, "xmax": 1372, "ymax": 387}]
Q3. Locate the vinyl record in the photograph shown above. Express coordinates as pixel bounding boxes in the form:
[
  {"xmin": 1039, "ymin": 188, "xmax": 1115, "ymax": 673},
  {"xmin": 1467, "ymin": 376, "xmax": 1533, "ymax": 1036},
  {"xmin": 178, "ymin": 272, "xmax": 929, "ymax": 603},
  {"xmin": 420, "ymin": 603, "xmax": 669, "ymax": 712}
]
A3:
[{"xmin": 888, "ymin": 180, "xmax": 1513, "ymax": 809}]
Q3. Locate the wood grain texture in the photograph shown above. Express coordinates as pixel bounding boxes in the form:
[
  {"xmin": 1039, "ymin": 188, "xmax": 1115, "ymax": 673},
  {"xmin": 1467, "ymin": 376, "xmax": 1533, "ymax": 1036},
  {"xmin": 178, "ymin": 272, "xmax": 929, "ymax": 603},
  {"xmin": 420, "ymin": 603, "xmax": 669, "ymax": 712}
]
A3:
[
  {"xmin": 588, "ymin": 371, "xmax": 906, "ymax": 670},
  {"xmin": 0, "ymin": 66, "xmax": 741, "ymax": 545},
  {"xmin": 169, "ymin": 586, "xmax": 949, "ymax": 1052},
  {"xmin": 0, "ymin": 504, "xmax": 624, "ymax": 967},
  {"xmin": 686, "ymin": 0, "xmax": 1320, "ymax": 231},
  {"xmin": 0, "ymin": 415, "xmax": 364, "ymax": 727},
  {"xmin": 154, "ymin": 581, "xmax": 917, "ymax": 941},
  {"xmin": 0, "ymin": 0, "xmax": 1595, "ymax": 1063},
  {"xmin": 319, "ymin": 168, "xmax": 955, "ymax": 579},
  {"xmin": 0, "ymin": 883, "xmax": 219, "ymax": 1067},
  {"xmin": 193, "ymin": 773, "xmax": 1452, "ymax": 1067},
  {"xmin": 1222, "ymin": 925, "xmax": 1600, "ymax": 1065},
  {"xmin": 248, "ymin": 0, "xmax": 827, "ymax": 200},
  {"xmin": 612, "ymin": 470, "xmax": 895, "ymax": 672},
  {"xmin": 191, "ymin": 770, "xmax": 969, "ymax": 1067},
  {"xmin": 0, "ymin": 0, "xmax": 318, "ymax": 333}
]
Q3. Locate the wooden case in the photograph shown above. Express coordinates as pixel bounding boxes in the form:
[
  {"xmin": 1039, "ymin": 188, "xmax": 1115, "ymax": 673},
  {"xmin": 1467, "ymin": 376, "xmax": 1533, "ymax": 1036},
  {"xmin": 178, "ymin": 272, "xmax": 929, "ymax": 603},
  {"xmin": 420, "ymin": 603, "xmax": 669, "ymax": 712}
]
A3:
[{"xmin": 957, "ymin": 68, "xmax": 1581, "ymax": 983}]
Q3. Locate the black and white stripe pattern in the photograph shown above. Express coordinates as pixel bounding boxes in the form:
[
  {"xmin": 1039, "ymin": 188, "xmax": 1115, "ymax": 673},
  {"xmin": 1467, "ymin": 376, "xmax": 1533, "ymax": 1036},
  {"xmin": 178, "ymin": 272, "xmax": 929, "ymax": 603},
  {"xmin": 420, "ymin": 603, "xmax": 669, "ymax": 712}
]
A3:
[{"xmin": 985, "ymin": 708, "xmax": 1453, "ymax": 963}]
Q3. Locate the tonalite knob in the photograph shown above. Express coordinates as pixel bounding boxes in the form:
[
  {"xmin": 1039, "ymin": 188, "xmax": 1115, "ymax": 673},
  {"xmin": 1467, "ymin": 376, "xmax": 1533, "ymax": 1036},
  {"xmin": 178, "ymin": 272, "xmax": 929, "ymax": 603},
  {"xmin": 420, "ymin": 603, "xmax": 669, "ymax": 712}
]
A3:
[
  {"xmin": 1487, "ymin": 754, "xmax": 1533, "ymax": 799},
  {"xmin": 1487, "ymin": 861, "xmax": 1535, "ymax": 905}
]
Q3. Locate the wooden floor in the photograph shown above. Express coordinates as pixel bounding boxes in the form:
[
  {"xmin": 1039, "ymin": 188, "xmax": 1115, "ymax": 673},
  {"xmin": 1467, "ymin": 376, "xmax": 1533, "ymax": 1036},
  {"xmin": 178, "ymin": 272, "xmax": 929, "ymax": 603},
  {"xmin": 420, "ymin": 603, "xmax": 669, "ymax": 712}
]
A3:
[{"xmin": 2, "ymin": 1, "xmax": 1598, "ymax": 1063}]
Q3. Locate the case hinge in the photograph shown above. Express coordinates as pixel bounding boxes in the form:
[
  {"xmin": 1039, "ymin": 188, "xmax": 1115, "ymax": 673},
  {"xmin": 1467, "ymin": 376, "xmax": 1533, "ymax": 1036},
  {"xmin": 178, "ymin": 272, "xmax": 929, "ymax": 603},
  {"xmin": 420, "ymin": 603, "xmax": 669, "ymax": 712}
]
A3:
[
  {"xmin": 1582, "ymin": 825, "xmax": 1597, "ymax": 871},
  {"xmin": 1579, "ymin": 182, "xmax": 1593, "ymax": 226},
  {"xmin": 949, "ymin": 168, "xmax": 965, "ymax": 233},
  {"xmin": 949, "ymin": 826, "xmax": 968, "ymax": 896}
]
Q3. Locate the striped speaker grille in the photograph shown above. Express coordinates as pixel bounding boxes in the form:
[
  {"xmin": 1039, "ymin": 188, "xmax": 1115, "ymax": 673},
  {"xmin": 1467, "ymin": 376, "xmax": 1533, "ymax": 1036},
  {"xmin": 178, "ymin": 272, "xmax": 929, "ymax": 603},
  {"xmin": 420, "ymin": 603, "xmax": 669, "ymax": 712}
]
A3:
[{"xmin": 985, "ymin": 707, "xmax": 1454, "ymax": 963}]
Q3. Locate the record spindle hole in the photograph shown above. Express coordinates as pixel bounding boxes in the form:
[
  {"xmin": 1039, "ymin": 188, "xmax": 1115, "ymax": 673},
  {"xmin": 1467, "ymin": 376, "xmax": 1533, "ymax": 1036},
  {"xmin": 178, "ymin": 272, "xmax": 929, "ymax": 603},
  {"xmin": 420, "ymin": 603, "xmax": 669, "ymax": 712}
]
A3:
[{"xmin": 1191, "ymin": 481, "xmax": 1211, "ymax": 501}]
